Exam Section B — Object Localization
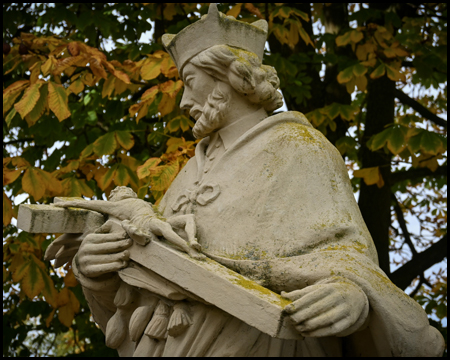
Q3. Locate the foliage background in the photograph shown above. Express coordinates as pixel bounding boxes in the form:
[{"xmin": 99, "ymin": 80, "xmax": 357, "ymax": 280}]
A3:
[{"xmin": 3, "ymin": 3, "xmax": 447, "ymax": 356}]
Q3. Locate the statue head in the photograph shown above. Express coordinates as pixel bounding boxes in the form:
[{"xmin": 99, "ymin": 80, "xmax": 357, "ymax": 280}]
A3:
[
  {"xmin": 162, "ymin": 4, "xmax": 283, "ymax": 139},
  {"xmin": 108, "ymin": 186, "xmax": 138, "ymax": 202}
]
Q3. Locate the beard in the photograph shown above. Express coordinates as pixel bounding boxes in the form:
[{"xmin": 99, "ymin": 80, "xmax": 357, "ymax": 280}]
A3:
[{"xmin": 192, "ymin": 82, "xmax": 231, "ymax": 139}]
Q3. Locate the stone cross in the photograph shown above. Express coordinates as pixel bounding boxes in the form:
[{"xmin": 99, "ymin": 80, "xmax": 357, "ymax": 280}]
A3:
[{"xmin": 17, "ymin": 198, "xmax": 300, "ymax": 341}]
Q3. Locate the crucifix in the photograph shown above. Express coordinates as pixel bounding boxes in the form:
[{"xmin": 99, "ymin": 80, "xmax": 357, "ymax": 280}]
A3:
[{"xmin": 17, "ymin": 192, "xmax": 300, "ymax": 354}]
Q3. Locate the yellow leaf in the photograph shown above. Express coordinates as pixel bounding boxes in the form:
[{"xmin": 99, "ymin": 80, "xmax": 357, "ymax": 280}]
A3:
[
  {"xmin": 115, "ymin": 131, "xmax": 135, "ymax": 150},
  {"xmin": 81, "ymin": 72, "xmax": 96, "ymax": 86},
  {"xmin": 160, "ymin": 56, "xmax": 178, "ymax": 78},
  {"xmin": 41, "ymin": 56, "xmax": 57, "ymax": 76},
  {"xmin": 57, "ymin": 287, "xmax": 70, "ymax": 307},
  {"xmin": 61, "ymin": 177, "xmax": 94, "ymax": 198},
  {"xmin": 385, "ymin": 63, "xmax": 405, "ymax": 82},
  {"xmin": 227, "ymin": 3, "xmax": 242, "ymax": 18},
  {"xmin": 97, "ymin": 164, "xmax": 118, "ymax": 191},
  {"xmin": 140, "ymin": 57, "xmax": 163, "ymax": 80},
  {"xmin": 48, "ymin": 82, "xmax": 71, "ymax": 121},
  {"xmin": 137, "ymin": 157, "xmax": 161, "ymax": 179},
  {"xmin": 46, "ymin": 308, "xmax": 56, "ymax": 327},
  {"xmin": 22, "ymin": 168, "xmax": 46, "ymax": 200},
  {"xmin": 350, "ymin": 30, "xmax": 364, "ymax": 44},
  {"xmin": 21, "ymin": 254, "xmax": 46, "ymax": 299},
  {"xmin": 151, "ymin": 161, "xmax": 180, "ymax": 192},
  {"xmin": 158, "ymin": 93, "xmax": 176, "ymax": 116},
  {"xmin": 68, "ymin": 78, "xmax": 85, "ymax": 95},
  {"xmin": 353, "ymin": 167, "xmax": 384, "ymax": 188},
  {"xmin": 298, "ymin": 26, "xmax": 314, "ymax": 47},
  {"xmin": 102, "ymin": 75, "xmax": 115, "ymax": 99},
  {"xmin": 14, "ymin": 82, "xmax": 43, "ymax": 119},
  {"xmin": 114, "ymin": 78, "xmax": 128, "ymax": 95},
  {"xmin": 3, "ymin": 169, "xmax": 22, "ymax": 186},
  {"xmin": 136, "ymin": 102, "xmax": 150, "ymax": 124},
  {"xmin": 36, "ymin": 168, "xmax": 63, "ymax": 197},
  {"xmin": 25, "ymin": 83, "xmax": 48, "ymax": 127},
  {"xmin": 288, "ymin": 22, "xmax": 300, "ymax": 48},
  {"xmin": 29, "ymin": 61, "xmax": 42, "ymax": 84},
  {"xmin": 63, "ymin": 268, "xmax": 78, "ymax": 288},
  {"xmin": 89, "ymin": 56, "xmax": 108, "ymax": 79},
  {"xmin": 58, "ymin": 303, "xmax": 74, "ymax": 327},
  {"xmin": 159, "ymin": 80, "xmax": 183, "ymax": 99},
  {"xmin": 383, "ymin": 47, "xmax": 397, "ymax": 58},
  {"xmin": 3, "ymin": 191, "xmax": 13, "ymax": 226},
  {"xmin": 3, "ymin": 80, "xmax": 30, "ymax": 116},
  {"xmin": 355, "ymin": 75, "xmax": 368, "ymax": 91}
]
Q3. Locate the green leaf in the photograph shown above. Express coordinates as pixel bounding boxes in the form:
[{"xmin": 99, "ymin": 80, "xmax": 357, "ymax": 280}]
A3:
[
  {"xmin": 386, "ymin": 125, "xmax": 408, "ymax": 155},
  {"xmin": 352, "ymin": 63, "xmax": 368, "ymax": 77},
  {"xmin": 370, "ymin": 63, "xmax": 386, "ymax": 79},
  {"xmin": 140, "ymin": 58, "xmax": 163, "ymax": 80},
  {"xmin": 336, "ymin": 136, "xmax": 357, "ymax": 155},
  {"xmin": 167, "ymin": 118, "xmax": 180, "ymax": 133},
  {"xmin": 114, "ymin": 164, "xmax": 130, "ymax": 186},
  {"xmin": 93, "ymin": 132, "xmax": 118, "ymax": 156},
  {"xmin": 5, "ymin": 107, "xmax": 17, "ymax": 128},
  {"xmin": 337, "ymin": 66, "xmax": 354, "ymax": 84}
]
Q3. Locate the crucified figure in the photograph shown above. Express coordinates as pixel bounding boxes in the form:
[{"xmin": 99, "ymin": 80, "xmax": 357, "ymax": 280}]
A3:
[{"xmin": 54, "ymin": 186, "xmax": 204, "ymax": 260}]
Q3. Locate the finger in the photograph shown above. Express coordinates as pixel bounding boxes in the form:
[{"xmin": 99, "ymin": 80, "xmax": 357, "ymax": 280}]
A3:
[
  {"xmin": 296, "ymin": 313, "xmax": 354, "ymax": 338},
  {"xmin": 289, "ymin": 297, "xmax": 337, "ymax": 324},
  {"xmin": 294, "ymin": 304, "xmax": 350, "ymax": 334},
  {"xmin": 284, "ymin": 286, "xmax": 333, "ymax": 314},
  {"xmin": 82, "ymin": 239, "xmax": 133, "ymax": 254},
  {"xmin": 84, "ymin": 231, "xmax": 128, "ymax": 244},
  {"xmin": 95, "ymin": 219, "xmax": 123, "ymax": 234},
  {"xmin": 83, "ymin": 250, "xmax": 130, "ymax": 265},
  {"xmin": 83, "ymin": 261, "xmax": 128, "ymax": 277}
]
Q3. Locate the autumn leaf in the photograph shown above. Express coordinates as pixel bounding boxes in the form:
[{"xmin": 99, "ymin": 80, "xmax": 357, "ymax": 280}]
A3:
[
  {"xmin": 115, "ymin": 131, "xmax": 135, "ymax": 150},
  {"xmin": 48, "ymin": 81, "xmax": 71, "ymax": 121},
  {"xmin": 93, "ymin": 132, "xmax": 118, "ymax": 156},
  {"xmin": 36, "ymin": 168, "xmax": 63, "ymax": 196},
  {"xmin": 114, "ymin": 164, "xmax": 131, "ymax": 186},
  {"xmin": 3, "ymin": 191, "xmax": 13, "ymax": 226},
  {"xmin": 159, "ymin": 80, "xmax": 183, "ymax": 99},
  {"xmin": 227, "ymin": 3, "xmax": 242, "ymax": 18},
  {"xmin": 25, "ymin": 83, "xmax": 48, "ymax": 127},
  {"xmin": 14, "ymin": 82, "xmax": 43, "ymax": 119},
  {"xmin": 141, "ymin": 57, "xmax": 164, "ymax": 80},
  {"xmin": 22, "ymin": 168, "xmax": 46, "ymax": 200},
  {"xmin": 368, "ymin": 125, "xmax": 408, "ymax": 155},
  {"xmin": 370, "ymin": 63, "xmax": 386, "ymax": 79},
  {"xmin": 137, "ymin": 157, "xmax": 161, "ymax": 179},
  {"xmin": 3, "ymin": 80, "xmax": 30, "ymax": 116},
  {"xmin": 158, "ymin": 93, "xmax": 176, "ymax": 116},
  {"xmin": 353, "ymin": 166, "xmax": 385, "ymax": 188},
  {"xmin": 151, "ymin": 160, "xmax": 180, "ymax": 192},
  {"xmin": 97, "ymin": 164, "xmax": 118, "ymax": 191},
  {"xmin": 61, "ymin": 177, "xmax": 94, "ymax": 197}
]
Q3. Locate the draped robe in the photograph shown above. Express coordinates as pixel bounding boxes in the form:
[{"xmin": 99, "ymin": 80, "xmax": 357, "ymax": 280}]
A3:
[{"xmin": 75, "ymin": 111, "xmax": 444, "ymax": 356}]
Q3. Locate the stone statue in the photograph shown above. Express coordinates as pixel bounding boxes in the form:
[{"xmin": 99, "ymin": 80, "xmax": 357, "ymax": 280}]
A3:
[{"xmin": 20, "ymin": 3, "xmax": 444, "ymax": 357}]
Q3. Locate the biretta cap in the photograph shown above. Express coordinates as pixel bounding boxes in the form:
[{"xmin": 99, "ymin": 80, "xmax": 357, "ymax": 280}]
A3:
[{"xmin": 162, "ymin": 3, "xmax": 268, "ymax": 77}]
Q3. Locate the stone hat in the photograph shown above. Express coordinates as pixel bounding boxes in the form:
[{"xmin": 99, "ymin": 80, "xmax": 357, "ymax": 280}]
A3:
[{"xmin": 162, "ymin": 3, "xmax": 268, "ymax": 77}]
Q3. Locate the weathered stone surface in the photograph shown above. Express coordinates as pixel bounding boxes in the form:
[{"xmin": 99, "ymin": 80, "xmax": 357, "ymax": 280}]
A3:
[
  {"xmin": 16, "ymin": 2, "xmax": 445, "ymax": 357},
  {"xmin": 17, "ymin": 202, "xmax": 104, "ymax": 233}
]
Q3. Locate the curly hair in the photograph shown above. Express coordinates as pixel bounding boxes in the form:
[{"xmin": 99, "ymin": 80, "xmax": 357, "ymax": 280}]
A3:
[{"xmin": 189, "ymin": 45, "xmax": 283, "ymax": 113}]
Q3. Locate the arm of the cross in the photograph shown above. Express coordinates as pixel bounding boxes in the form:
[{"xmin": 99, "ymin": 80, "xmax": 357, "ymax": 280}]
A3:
[{"xmin": 17, "ymin": 197, "xmax": 105, "ymax": 267}]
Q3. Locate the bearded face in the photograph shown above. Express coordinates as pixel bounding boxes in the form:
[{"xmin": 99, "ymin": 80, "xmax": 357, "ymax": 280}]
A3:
[{"xmin": 192, "ymin": 82, "xmax": 231, "ymax": 139}]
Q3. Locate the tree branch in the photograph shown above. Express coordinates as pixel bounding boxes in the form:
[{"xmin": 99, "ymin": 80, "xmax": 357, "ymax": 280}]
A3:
[
  {"xmin": 394, "ymin": 88, "xmax": 447, "ymax": 127},
  {"xmin": 392, "ymin": 194, "xmax": 417, "ymax": 256},
  {"xmin": 390, "ymin": 234, "xmax": 447, "ymax": 290},
  {"xmin": 391, "ymin": 165, "xmax": 447, "ymax": 185}
]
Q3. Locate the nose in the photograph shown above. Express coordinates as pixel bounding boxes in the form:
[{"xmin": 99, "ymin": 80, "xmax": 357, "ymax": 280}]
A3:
[{"xmin": 180, "ymin": 87, "xmax": 193, "ymax": 111}]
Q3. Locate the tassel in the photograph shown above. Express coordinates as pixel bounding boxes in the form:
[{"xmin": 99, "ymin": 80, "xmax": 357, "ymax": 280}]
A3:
[
  {"xmin": 145, "ymin": 301, "xmax": 170, "ymax": 340},
  {"xmin": 105, "ymin": 308, "xmax": 128, "ymax": 349},
  {"xmin": 168, "ymin": 302, "xmax": 192, "ymax": 337}
]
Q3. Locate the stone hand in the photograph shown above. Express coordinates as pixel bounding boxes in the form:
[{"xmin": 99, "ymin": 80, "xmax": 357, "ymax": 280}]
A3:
[
  {"xmin": 282, "ymin": 282, "xmax": 369, "ymax": 338},
  {"xmin": 77, "ymin": 219, "xmax": 133, "ymax": 278}
]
